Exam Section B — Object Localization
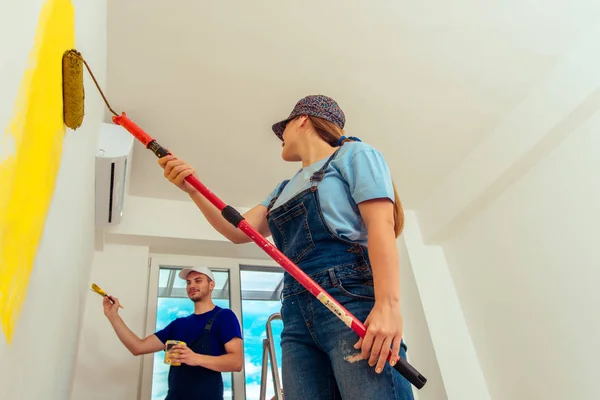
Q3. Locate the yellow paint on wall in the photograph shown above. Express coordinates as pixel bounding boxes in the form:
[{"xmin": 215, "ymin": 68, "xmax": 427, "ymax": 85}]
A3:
[{"xmin": 0, "ymin": 0, "xmax": 75, "ymax": 344}]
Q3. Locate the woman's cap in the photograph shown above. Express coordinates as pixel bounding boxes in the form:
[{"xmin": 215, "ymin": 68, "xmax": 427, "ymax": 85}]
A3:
[{"xmin": 272, "ymin": 94, "xmax": 345, "ymax": 140}]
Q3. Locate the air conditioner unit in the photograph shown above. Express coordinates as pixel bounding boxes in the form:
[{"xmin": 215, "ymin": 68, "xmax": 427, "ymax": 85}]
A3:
[{"xmin": 95, "ymin": 122, "xmax": 134, "ymax": 226}]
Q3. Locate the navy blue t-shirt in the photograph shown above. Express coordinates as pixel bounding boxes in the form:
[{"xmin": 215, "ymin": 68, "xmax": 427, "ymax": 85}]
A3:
[{"xmin": 154, "ymin": 306, "xmax": 242, "ymax": 356}]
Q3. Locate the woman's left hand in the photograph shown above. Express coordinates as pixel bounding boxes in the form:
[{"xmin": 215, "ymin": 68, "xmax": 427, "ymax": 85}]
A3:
[{"xmin": 354, "ymin": 301, "xmax": 403, "ymax": 374}]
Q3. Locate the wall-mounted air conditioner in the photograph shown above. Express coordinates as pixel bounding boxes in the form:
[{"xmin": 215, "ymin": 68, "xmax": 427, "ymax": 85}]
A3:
[{"xmin": 95, "ymin": 122, "xmax": 134, "ymax": 227}]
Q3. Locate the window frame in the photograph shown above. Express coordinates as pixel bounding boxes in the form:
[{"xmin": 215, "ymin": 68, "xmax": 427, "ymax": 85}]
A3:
[{"xmin": 141, "ymin": 253, "xmax": 279, "ymax": 400}]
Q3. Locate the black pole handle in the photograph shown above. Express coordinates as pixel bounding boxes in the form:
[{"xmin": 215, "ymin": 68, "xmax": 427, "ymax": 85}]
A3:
[
  {"xmin": 394, "ymin": 357, "xmax": 427, "ymax": 389},
  {"xmin": 148, "ymin": 140, "xmax": 170, "ymax": 158}
]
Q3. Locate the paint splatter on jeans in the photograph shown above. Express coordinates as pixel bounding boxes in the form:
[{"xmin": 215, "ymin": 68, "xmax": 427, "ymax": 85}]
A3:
[{"xmin": 279, "ymin": 265, "xmax": 414, "ymax": 400}]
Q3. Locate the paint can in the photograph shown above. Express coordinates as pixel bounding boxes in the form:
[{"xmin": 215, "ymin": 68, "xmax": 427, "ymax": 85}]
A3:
[{"xmin": 164, "ymin": 340, "xmax": 186, "ymax": 366}]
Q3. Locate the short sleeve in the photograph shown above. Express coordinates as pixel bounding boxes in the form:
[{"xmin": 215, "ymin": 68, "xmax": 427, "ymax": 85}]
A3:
[
  {"xmin": 260, "ymin": 180, "xmax": 289, "ymax": 208},
  {"xmin": 342, "ymin": 148, "xmax": 395, "ymax": 204},
  {"xmin": 154, "ymin": 320, "xmax": 176, "ymax": 344},
  {"xmin": 217, "ymin": 309, "xmax": 243, "ymax": 346}
]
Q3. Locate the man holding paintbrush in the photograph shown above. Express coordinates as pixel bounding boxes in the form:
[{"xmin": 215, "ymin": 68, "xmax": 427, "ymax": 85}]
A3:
[{"xmin": 103, "ymin": 266, "xmax": 243, "ymax": 400}]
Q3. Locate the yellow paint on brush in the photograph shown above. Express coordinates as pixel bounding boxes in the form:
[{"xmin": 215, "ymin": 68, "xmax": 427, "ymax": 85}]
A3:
[
  {"xmin": 90, "ymin": 283, "xmax": 124, "ymax": 308},
  {"xmin": 0, "ymin": 0, "xmax": 75, "ymax": 344}
]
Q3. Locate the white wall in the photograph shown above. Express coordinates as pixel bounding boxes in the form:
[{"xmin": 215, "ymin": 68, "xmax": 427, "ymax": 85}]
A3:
[
  {"xmin": 398, "ymin": 239, "xmax": 447, "ymax": 400},
  {"xmin": 401, "ymin": 212, "xmax": 491, "ymax": 400},
  {"xmin": 409, "ymin": 28, "xmax": 600, "ymax": 400},
  {"xmin": 0, "ymin": 0, "xmax": 106, "ymax": 399},
  {"xmin": 71, "ymin": 195, "xmax": 264, "ymax": 400},
  {"xmin": 71, "ymin": 244, "xmax": 151, "ymax": 400},
  {"xmin": 440, "ymin": 108, "xmax": 600, "ymax": 400}
]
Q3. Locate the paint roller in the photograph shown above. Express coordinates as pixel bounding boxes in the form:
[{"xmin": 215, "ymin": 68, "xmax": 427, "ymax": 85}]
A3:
[{"xmin": 61, "ymin": 49, "xmax": 427, "ymax": 390}]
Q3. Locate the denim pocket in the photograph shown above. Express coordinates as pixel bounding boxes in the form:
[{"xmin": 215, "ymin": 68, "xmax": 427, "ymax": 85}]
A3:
[
  {"xmin": 337, "ymin": 274, "xmax": 376, "ymax": 301},
  {"xmin": 273, "ymin": 202, "xmax": 315, "ymax": 263}
]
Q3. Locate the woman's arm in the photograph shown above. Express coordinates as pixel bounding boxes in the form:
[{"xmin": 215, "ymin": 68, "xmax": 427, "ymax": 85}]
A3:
[
  {"xmin": 355, "ymin": 198, "xmax": 403, "ymax": 374},
  {"xmin": 188, "ymin": 192, "xmax": 271, "ymax": 244},
  {"xmin": 158, "ymin": 154, "xmax": 271, "ymax": 243}
]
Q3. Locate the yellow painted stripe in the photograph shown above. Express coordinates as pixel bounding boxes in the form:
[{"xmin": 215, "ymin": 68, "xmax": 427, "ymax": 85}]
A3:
[{"xmin": 0, "ymin": 0, "xmax": 75, "ymax": 344}]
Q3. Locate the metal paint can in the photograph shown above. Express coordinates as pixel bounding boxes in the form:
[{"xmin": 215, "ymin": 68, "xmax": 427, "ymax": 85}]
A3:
[{"xmin": 164, "ymin": 340, "xmax": 186, "ymax": 366}]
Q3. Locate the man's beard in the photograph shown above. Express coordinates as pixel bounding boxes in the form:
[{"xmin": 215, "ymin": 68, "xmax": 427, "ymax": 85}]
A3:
[{"xmin": 189, "ymin": 289, "xmax": 208, "ymax": 302}]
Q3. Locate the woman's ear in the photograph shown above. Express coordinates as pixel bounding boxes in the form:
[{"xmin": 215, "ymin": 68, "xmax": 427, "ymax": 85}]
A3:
[{"xmin": 297, "ymin": 115, "xmax": 309, "ymax": 128}]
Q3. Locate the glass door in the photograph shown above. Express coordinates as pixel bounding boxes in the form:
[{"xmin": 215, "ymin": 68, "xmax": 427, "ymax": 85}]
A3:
[
  {"xmin": 142, "ymin": 255, "xmax": 243, "ymax": 400},
  {"xmin": 151, "ymin": 266, "xmax": 233, "ymax": 399},
  {"xmin": 239, "ymin": 266, "xmax": 284, "ymax": 400}
]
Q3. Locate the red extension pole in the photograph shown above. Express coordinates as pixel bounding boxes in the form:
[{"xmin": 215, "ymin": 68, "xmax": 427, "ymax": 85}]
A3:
[{"xmin": 112, "ymin": 112, "xmax": 427, "ymax": 390}]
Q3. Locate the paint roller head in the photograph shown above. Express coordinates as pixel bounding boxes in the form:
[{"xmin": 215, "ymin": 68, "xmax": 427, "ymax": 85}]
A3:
[{"xmin": 62, "ymin": 49, "xmax": 85, "ymax": 129}]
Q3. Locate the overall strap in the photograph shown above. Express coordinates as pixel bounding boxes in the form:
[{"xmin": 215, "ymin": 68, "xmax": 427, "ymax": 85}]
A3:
[
  {"xmin": 203, "ymin": 308, "xmax": 223, "ymax": 333},
  {"xmin": 266, "ymin": 179, "xmax": 290, "ymax": 212},
  {"xmin": 188, "ymin": 308, "xmax": 223, "ymax": 349},
  {"xmin": 309, "ymin": 147, "xmax": 342, "ymax": 192}
]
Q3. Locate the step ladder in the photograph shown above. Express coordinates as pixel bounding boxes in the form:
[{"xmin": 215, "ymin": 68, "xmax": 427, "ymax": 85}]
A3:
[{"xmin": 259, "ymin": 313, "xmax": 284, "ymax": 400}]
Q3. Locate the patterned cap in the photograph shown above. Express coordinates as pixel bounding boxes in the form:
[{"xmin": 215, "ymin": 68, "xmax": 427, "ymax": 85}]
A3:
[{"xmin": 272, "ymin": 95, "xmax": 345, "ymax": 140}]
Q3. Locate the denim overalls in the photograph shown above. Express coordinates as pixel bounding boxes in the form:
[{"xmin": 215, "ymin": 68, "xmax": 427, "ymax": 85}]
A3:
[
  {"xmin": 266, "ymin": 147, "xmax": 414, "ymax": 400},
  {"xmin": 166, "ymin": 309, "xmax": 224, "ymax": 400}
]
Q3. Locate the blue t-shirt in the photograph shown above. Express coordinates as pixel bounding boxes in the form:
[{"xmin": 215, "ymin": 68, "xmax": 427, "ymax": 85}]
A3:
[
  {"xmin": 261, "ymin": 142, "xmax": 395, "ymax": 246},
  {"xmin": 154, "ymin": 306, "xmax": 242, "ymax": 356}
]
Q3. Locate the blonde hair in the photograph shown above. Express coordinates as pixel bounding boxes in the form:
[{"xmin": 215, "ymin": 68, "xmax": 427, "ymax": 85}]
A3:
[{"xmin": 307, "ymin": 116, "xmax": 404, "ymax": 237}]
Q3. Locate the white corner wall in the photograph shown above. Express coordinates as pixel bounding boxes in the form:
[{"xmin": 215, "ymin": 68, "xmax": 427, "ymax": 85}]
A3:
[
  {"xmin": 401, "ymin": 213, "xmax": 491, "ymax": 400},
  {"xmin": 441, "ymin": 106, "xmax": 600, "ymax": 400},
  {"xmin": 71, "ymin": 244, "xmax": 151, "ymax": 400},
  {"xmin": 70, "ymin": 194, "xmax": 263, "ymax": 400},
  {"xmin": 0, "ymin": 0, "xmax": 107, "ymax": 399},
  {"xmin": 398, "ymin": 238, "xmax": 448, "ymax": 400},
  {"xmin": 412, "ymin": 26, "xmax": 600, "ymax": 400}
]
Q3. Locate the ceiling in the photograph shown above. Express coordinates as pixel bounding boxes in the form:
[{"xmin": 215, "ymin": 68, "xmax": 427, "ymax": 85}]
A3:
[{"xmin": 106, "ymin": 0, "xmax": 596, "ymax": 208}]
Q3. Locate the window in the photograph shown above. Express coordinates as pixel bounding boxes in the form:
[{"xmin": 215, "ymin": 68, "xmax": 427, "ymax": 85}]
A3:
[
  {"xmin": 150, "ymin": 266, "xmax": 234, "ymax": 400},
  {"xmin": 239, "ymin": 267, "xmax": 284, "ymax": 400},
  {"xmin": 143, "ymin": 255, "xmax": 281, "ymax": 400}
]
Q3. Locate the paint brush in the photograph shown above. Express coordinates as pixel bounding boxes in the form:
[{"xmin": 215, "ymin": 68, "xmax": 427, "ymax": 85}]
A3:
[{"xmin": 91, "ymin": 283, "xmax": 123, "ymax": 308}]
